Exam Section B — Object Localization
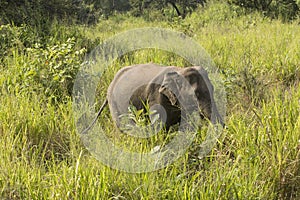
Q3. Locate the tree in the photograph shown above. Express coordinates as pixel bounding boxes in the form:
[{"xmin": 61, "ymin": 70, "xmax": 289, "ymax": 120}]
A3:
[
  {"xmin": 87, "ymin": 0, "xmax": 131, "ymax": 17},
  {"xmin": 228, "ymin": 0, "xmax": 299, "ymax": 21},
  {"xmin": 129, "ymin": 0, "xmax": 207, "ymax": 18},
  {"xmin": 228, "ymin": 0, "xmax": 272, "ymax": 11}
]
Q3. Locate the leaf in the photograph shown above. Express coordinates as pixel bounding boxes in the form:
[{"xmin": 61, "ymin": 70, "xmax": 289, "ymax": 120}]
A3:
[
  {"xmin": 53, "ymin": 75, "xmax": 60, "ymax": 81},
  {"xmin": 135, "ymin": 109, "xmax": 144, "ymax": 117}
]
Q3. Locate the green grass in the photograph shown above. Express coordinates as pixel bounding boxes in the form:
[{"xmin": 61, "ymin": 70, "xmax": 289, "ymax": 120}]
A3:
[{"xmin": 1, "ymin": 2, "xmax": 300, "ymax": 199}]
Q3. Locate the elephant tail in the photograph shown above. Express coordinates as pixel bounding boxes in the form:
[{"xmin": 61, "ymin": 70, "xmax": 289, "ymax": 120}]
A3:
[{"xmin": 80, "ymin": 99, "xmax": 108, "ymax": 134}]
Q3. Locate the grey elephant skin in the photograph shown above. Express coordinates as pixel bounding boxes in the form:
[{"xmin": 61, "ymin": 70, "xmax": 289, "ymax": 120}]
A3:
[{"xmin": 106, "ymin": 63, "xmax": 223, "ymax": 131}]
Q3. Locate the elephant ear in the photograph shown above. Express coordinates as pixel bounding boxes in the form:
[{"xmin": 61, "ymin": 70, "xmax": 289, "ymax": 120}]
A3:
[{"xmin": 158, "ymin": 71, "xmax": 180, "ymax": 105}]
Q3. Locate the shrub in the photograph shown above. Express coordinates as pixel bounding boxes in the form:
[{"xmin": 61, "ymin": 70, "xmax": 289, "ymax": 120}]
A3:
[
  {"xmin": 0, "ymin": 24, "xmax": 39, "ymax": 60},
  {"xmin": 23, "ymin": 38, "xmax": 87, "ymax": 102},
  {"xmin": 228, "ymin": 0, "xmax": 299, "ymax": 21},
  {"xmin": 1, "ymin": 37, "xmax": 86, "ymax": 103},
  {"xmin": 0, "ymin": 0, "xmax": 98, "ymax": 26}
]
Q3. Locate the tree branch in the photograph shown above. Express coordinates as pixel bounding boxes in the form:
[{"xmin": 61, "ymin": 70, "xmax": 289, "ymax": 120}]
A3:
[{"xmin": 167, "ymin": 1, "xmax": 182, "ymax": 17}]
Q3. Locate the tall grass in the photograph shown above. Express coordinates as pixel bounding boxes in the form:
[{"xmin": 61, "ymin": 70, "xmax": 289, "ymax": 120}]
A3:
[{"xmin": 1, "ymin": 2, "xmax": 299, "ymax": 199}]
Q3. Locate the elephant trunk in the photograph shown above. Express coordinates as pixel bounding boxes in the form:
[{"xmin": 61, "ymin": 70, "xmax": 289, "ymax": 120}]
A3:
[{"xmin": 210, "ymin": 101, "xmax": 224, "ymax": 127}]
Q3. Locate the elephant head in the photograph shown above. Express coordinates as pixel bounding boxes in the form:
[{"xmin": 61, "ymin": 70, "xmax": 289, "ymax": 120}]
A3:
[
  {"xmin": 103, "ymin": 63, "xmax": 224, "ymax": 134},
  {"xmin": 155, "ymin": 66, "xmax": 223, "ymax": 127}
]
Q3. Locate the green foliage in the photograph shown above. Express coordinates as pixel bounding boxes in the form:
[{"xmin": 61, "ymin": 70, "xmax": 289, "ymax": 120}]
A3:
[
  {"xmin": 0, "ymin": 24, "xmax": 38, "ymax": 60},
  {"xmin": 0, "ymin": 22, "xmax": 97, "ymax": 103},
  {"xmin": 86, "ymin": 0, "xmax": 131, "ymax": 18},
  {"xmin": 228, "ymin": 0, "xmax": 272, "ymax": 11},
  {"xmin": 3, "ymin": 38, "xmax": 86, "ymax": 102},
  {"xmin": 0, "ymin": 0, "xmax": 98, "ymax": 25},
  {"xmin": 229, "ymin": 0, "xmax": 300, "ymax": 21},
  {"xmin": 129, "ymin": 0, "xmax": 207, "ymax": 19},
  {"xmin": 269, "ymin": 0, "xmax": 300, "ymax": 21},
  {"xmin": 29, "ymin": 39, "xmax": 86, "ymax": 99}
]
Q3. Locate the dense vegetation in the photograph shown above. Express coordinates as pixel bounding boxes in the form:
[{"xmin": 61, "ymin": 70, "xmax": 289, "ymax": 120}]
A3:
[
  {"xmin": 1, "ymin": 0, "xmax": 300, "ymax": 24},
  {"xmin": 1, "ymin": 1, "xmax": 299, "ymax": 199}
]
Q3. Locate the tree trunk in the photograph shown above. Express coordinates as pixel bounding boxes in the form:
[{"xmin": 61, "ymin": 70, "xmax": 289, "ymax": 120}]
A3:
[{"xmin": 167, "ymin": 1, "xmax": 182, "ymax": 17}]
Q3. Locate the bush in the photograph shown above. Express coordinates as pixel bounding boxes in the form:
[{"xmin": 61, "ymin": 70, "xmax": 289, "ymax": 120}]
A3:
[
  {"xmin": 1, "ymin": 37, "xmax": 86, "ymax": 103},
  {"xmin": 0, "ymin": 0, "xmax": 98, "ymax": 26},
  {"xmin": 228, "ymin": 0, "xmax": 272, "ymax": 11},
  {"xmin": 23, "ymin": 38, "xmax": 86, "ymax": 101},
  {"xmin": 0, "ymin": 24, "xmax": 36, "ymax": 60},
  {"xmin": 269, "ymin": 0, "xmax": 299, "ymax": 21},
  {"xmin": 228, "ymin": 0, "xmax": 299, "ymax": 21}
]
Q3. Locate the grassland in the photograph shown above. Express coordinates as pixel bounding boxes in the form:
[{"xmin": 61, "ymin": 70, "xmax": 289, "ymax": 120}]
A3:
[{"xmin": 0, "ymin": 2, "xmax": 299, "ymax": 199}]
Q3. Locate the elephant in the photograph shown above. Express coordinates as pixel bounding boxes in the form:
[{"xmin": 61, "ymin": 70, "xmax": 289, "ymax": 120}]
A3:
[{"xmin": 81, "ymin": 63, "xmax": 224, "ymax": 135}]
